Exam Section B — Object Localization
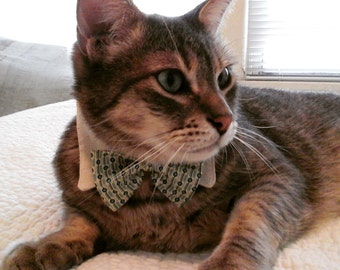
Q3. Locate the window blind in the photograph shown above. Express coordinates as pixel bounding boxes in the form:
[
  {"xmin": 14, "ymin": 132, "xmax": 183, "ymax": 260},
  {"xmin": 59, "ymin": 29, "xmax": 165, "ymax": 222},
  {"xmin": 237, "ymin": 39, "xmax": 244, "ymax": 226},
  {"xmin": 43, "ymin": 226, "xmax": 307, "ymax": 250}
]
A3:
[{"xmin": 245, "ymin": 0, "xmax": 340, "ymax": 80}]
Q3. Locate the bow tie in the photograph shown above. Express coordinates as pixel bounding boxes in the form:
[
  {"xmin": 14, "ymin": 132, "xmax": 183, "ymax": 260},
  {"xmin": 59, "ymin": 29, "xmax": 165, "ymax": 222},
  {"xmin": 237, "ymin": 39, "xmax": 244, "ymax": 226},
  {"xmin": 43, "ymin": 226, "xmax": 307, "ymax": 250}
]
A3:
[{"xmin": 91, "ymin": 150, "xmax": 203, "ymax": 212}]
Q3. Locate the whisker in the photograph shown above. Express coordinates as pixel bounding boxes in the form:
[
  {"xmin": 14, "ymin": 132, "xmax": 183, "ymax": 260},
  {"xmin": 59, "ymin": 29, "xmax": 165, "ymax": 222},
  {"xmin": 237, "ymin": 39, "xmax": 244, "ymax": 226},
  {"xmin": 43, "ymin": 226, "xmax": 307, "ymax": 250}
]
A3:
[
  {"xmin": 159, "ymin": 143, "xmax": 185, "ymax": 177},
  {"xmin": 161, "ymin": 17, "xmax": 180, "ymax": 55},
  {"xmin": 179, "ymin": 146, "xmax": 190, "ymax": 165},
  {"xmin": 236, "ymin": 130, "xmax": 271, "ymax": 149},
  {"xmin": 74, "ymin": 189, "xmax": 99, "ymax": 208},
  {"xmin": 142, "ymin": 136, "xmax": 185, "ymax": 163},
  {"xmin": 253, "ymin": 125, "xmax": 276, "ymax": 129},
  {"xmin": 86, "ymin": 116, "xmax": 112, "ymax": 129},
  {"xmin": 113, "ymin": 141, "xmax": 171, "ymax": 179},
  {"xmin": 150, "ymin": 143, "xmax": 186, "ymax": 203},
  {"xmin": 237, "ymin": 126, "xmax": 289, "ymax": 153},
  {"xmin": 234, "ymin": 135, "xmax": 282, "ymax": 180},
  {"xmin": 113, "ymin": 134, "xmax": 185, "ymax": 180},
  {"xmin": 125, "ymin": 132, "xmax": 173, "ymax": 157},
  {"xmin": 230, "ymin": 141, "xmax": 254, "ymax": 181}
]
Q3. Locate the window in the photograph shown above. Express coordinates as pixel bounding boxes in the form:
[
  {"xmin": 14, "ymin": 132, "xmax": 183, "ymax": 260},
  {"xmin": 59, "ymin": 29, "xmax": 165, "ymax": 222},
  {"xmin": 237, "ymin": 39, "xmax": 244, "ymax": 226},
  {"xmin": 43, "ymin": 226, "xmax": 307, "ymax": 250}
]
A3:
[{"xmin": 245, "ymin": 0, "xmax": 340, "ymax": 81}]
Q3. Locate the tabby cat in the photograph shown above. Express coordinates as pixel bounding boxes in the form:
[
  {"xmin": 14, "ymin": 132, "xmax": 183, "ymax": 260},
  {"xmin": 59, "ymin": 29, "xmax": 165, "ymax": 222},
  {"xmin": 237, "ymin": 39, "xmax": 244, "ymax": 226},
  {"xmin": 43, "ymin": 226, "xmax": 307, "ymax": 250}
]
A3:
[{"xmin": 3, "ymin": 0, "xmax": 340, "ymax": 269}]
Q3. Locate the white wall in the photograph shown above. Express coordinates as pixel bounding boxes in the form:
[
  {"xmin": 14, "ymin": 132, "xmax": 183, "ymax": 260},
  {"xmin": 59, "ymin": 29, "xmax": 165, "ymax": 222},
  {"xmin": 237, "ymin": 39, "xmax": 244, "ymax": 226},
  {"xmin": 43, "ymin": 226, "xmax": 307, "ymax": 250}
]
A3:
[
  {"xmin": 0, "ymin": 0, "xmax": 77, "ymax": 47},
  {"xmin": 0, "ymin": 0, "xmax": 202, "ymax": 47}
]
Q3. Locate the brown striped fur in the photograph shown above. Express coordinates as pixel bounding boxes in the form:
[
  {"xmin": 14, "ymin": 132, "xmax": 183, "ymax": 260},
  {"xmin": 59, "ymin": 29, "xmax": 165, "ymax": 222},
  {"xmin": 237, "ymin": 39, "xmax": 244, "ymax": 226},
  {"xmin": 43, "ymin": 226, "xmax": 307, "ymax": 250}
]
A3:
[{"xmin": 3, "ymin": 0, "xmax": 340, "ymax": 269}]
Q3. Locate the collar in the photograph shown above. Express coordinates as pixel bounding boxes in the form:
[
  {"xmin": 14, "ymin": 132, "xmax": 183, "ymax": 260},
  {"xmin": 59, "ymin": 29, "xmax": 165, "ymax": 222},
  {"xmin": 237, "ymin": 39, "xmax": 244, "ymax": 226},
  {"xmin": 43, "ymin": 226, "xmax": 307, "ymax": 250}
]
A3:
[{"xmin": 76, "ymin": 103, "xmax": 216, "ymax": 208}]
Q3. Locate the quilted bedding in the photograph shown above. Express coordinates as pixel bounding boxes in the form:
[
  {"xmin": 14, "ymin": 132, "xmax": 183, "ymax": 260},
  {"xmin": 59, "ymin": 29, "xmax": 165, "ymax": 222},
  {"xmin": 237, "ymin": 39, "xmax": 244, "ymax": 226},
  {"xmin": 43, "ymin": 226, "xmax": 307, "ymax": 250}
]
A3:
[{"xmin": 0, "ymin": 100, "xmax": 339, "ymax": 269}]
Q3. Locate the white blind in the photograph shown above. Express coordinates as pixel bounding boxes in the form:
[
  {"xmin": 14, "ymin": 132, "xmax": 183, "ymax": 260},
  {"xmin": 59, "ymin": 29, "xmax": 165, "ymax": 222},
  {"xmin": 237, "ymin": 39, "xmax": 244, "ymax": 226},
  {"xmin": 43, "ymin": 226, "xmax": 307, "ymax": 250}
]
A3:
[{"xmin": 245, "ymin": 0, "xmax": 340, "ymax": 79}]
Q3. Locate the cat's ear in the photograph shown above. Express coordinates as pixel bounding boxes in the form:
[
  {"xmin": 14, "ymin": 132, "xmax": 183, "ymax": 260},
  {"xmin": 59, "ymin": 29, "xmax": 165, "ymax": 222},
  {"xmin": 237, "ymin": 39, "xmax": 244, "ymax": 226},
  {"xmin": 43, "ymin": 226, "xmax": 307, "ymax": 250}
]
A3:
[
  {"xmin": 76, "ymin": 0, "xmax": 143, "ymax": 60},
  {"xmin": 198, "ymin": 0, "xmax": 232, "ymax": 35}
]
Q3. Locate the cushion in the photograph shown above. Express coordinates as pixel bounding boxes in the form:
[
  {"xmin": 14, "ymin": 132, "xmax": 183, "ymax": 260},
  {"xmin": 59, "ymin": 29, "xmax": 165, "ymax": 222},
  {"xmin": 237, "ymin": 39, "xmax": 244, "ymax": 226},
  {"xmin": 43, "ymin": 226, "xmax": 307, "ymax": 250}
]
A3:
[{"xmin": 0, "ymin": 37, "xmax": 73, "ymax": 116}]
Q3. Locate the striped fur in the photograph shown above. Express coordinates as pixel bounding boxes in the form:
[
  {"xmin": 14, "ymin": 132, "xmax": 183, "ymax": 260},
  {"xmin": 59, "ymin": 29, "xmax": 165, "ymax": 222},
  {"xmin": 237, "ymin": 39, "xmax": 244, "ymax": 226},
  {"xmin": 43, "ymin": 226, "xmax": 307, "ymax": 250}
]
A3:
[{"xmin": 3, "ymin": 0, "xmax": 339, "ymax": 270}]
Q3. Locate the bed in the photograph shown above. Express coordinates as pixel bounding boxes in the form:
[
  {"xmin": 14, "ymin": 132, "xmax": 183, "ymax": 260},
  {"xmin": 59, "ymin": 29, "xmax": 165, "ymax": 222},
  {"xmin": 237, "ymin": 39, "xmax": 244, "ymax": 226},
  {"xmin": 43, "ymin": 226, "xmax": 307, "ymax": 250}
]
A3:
[{"xmin": 0, "ymin": 99, "xmax": 339, "ymax": 269}]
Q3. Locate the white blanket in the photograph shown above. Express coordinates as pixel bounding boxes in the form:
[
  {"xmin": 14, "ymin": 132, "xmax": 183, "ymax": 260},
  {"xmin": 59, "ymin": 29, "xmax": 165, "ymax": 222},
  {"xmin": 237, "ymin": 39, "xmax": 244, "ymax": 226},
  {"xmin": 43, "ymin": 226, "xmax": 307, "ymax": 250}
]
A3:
[{"xmin": 1, "ymin": 100, "xmax": 339, "ymax": 270}]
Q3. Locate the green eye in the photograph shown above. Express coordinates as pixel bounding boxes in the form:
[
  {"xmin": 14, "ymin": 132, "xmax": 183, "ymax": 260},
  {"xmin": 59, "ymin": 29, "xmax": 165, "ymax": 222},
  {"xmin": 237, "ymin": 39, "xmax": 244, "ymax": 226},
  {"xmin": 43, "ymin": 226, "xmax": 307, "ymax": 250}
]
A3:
[
  {"xmin": 157, "ymin": 69, "xmax": 183, "ymax": 93},
  {"xmin": 217, "ymin": 67, "xmax": 231, "ymax": 89}
]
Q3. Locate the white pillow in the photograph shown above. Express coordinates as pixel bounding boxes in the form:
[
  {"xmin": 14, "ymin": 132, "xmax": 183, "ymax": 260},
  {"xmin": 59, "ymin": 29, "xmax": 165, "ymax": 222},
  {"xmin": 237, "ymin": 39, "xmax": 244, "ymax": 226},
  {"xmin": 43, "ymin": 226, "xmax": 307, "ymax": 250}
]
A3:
[{"xmin": 0, "ymin": 37, "xmax": 73, "ymax": 116}]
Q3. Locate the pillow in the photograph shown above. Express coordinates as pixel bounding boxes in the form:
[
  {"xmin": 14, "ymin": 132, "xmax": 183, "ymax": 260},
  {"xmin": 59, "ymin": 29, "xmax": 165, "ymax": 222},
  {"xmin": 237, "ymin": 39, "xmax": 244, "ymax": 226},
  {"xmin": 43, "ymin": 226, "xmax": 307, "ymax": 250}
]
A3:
[{"xmin": 0, "ymin": 37, "xmax": 73, "ymax": 116}]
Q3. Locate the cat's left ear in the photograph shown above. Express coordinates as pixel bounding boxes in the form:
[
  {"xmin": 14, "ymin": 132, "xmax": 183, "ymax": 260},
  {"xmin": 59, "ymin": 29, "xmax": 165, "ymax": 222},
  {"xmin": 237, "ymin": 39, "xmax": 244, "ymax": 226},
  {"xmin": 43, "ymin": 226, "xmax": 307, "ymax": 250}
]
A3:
[
  {"xmin": 76, "ymin": 0, "xmax": 143, "ymax": 61},
  {"xmin": 198, "ymin": 0, "xmax": 232, "ymax": 35}
]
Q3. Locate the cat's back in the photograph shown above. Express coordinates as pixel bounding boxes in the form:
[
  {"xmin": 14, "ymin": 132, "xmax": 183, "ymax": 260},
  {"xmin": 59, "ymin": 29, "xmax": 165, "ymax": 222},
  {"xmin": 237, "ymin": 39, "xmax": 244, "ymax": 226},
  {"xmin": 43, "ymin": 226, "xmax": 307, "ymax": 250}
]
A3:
[
  {"xmin": 238, "ymin": 86, "xmax": 339, "ymax": 128},
  {"xmin": 237, "ymin": 86, "xmax": 340, "ymax": 219},
  {"xmin": 238, "ymin": 86, "xmax": 339, "ymax": 147}
]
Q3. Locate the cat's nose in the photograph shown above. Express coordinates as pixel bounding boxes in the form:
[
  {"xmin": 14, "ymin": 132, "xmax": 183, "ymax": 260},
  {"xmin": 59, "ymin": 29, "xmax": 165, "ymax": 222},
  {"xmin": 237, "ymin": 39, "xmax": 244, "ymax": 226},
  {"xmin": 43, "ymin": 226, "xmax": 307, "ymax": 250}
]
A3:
[{"xmin": 208, "ymin": 115, "xmax": 232, "ymax": 135}]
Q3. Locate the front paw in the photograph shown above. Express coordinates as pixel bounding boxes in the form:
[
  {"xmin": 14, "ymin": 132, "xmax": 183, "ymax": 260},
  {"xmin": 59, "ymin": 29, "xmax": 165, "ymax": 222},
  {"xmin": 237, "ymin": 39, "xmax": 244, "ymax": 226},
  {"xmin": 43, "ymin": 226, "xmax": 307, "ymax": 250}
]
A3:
[
  {"xmin": 3, "ymin": 244, "xmax": 40, "ymax": 270},
  {"xmin": 3, "ymin": 242, "xmax": 79, "ymax": 270},
  {"xmin": 198, "ymin": 256, "xmax": 231, "ymax": 270},
  {"xmin": 198, "ymin": 251, "xmax": 249, "ymax": 270}
]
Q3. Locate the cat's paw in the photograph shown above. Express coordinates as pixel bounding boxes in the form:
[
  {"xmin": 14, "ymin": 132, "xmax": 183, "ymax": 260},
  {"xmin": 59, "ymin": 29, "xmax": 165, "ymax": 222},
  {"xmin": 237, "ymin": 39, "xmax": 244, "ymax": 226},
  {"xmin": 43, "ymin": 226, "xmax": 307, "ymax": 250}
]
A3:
[
  {"xmin": 198, "ymin": 254, "xmax": 241, "ymax": 270},
  {"xmin": 198, "ymin": 257, "xmax": 228, "ymax": 270},
  {"xmin": 3, "ymin": 244, "xmax": 40, "ymax": 270},
  {"xmin": 3, "ymin": 242, "xmax": 80, "ymax": 270}
]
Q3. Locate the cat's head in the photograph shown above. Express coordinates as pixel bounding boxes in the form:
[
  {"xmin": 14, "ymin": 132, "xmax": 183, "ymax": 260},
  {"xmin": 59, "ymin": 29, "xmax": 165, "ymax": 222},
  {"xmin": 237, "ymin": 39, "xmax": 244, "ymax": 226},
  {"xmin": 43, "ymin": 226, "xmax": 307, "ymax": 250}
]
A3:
[{"xmin": 74, "ymin": 0, "xmax": 238, "ymax": 163}]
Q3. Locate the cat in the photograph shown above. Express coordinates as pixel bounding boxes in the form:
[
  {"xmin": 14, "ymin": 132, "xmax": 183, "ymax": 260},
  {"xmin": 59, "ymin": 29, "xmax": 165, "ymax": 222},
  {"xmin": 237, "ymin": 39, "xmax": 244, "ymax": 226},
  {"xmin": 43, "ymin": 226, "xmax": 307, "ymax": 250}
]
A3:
[{"xmin": 3, "ymin": 0, "xmax": 340, "ymax": 269}]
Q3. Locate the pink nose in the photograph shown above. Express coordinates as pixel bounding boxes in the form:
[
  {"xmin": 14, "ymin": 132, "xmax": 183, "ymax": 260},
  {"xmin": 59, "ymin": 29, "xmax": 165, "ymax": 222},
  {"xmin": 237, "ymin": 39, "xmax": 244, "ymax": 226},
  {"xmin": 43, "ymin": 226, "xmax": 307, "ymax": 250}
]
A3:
[{"xmin": 208, "ymin": 115, "xmax": 232, "ymax": 135}]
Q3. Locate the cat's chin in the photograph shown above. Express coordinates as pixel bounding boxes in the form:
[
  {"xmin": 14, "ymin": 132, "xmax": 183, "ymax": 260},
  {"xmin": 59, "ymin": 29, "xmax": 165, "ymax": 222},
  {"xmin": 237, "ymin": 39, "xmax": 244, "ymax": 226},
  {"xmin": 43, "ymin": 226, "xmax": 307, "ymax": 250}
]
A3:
[{"xmin": 184, "ymin": 145, "xmax": 220, "ymax": 163}]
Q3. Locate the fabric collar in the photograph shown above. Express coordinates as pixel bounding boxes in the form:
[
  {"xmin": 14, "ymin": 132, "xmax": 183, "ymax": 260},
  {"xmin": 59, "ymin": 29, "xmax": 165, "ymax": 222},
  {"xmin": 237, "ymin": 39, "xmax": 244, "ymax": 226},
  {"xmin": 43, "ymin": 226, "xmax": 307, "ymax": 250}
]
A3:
[
  {"xmin": 91, "ymin": 150, "xmax": 204, "ymax": 211},
  {"xmin": 76, "ymin": 103, "xmax": 216, "ymax": 209}
]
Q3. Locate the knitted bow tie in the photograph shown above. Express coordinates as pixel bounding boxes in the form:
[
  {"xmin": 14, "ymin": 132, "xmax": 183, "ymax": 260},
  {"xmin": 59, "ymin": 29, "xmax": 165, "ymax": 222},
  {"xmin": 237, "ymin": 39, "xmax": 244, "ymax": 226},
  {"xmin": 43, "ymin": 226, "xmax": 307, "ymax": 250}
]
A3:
[{"xmin": 91, "ymin": 150, "xmax": 203, "ymax": 212}]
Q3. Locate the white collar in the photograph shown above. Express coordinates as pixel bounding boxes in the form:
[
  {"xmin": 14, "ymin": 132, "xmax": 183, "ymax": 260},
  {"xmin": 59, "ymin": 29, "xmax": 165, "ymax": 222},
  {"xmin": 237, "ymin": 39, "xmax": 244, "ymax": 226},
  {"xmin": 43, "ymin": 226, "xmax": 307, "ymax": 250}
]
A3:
[{"xmin": 76, "ymin": 102, "xmax": 216, "ymax": 191}]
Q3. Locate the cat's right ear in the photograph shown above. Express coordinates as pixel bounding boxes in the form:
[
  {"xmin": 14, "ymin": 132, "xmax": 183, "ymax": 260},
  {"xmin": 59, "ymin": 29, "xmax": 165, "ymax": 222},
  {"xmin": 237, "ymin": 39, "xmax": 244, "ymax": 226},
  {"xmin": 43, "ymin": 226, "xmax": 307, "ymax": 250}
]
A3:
[
  {"xmin": 76, "ymin": 0, "xmax": 143, "ymax": 60},
  {"xmin": 198, "ymin": 0, "xmax": 232, "ymax": 36}
]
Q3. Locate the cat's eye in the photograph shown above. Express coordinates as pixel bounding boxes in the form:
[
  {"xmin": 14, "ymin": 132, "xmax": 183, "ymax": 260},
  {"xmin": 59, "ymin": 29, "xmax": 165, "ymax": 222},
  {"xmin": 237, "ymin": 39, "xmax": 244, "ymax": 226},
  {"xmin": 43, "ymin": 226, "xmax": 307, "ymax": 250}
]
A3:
[
  {"xmin": 157, "ymin": 69, "xmax": 183, "ymax": 93},
  {"xmin": 217, "ymin": 67, "xmax": 231, "ymax": 90}
]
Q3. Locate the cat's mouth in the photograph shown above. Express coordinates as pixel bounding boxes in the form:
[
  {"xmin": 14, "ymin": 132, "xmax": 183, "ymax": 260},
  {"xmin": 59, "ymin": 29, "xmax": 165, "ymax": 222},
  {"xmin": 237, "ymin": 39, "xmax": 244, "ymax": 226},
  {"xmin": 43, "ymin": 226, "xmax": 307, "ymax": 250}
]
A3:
[
  {"xmin": 182, "ymin": 121, "xmax": 238, "ymax": 162},
  {"xmin": 129, "ymin": 122, "xmax": 238, "ymax": 164}
]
